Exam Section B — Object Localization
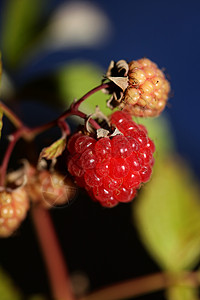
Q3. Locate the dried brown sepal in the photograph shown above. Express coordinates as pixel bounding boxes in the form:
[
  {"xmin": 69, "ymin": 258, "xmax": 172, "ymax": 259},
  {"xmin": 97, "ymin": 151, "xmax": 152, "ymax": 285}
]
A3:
[
  {"xmin": 103, "ymin": 60, "xmax": 129, "ymax": 109},
  {"xmin": 105, "ymin": 60, "xmax": 129, "ymax": 78},
  {"xmin": 85, "ymin": 106, "xmax": 110, "ymax": 133},
  {"xmin": 110, "ymin": 127, "xmax": 123, "ymax": 137},
  {"xmin": 96, "ymin": 128, "xmax": 110, "ymax": 138}
]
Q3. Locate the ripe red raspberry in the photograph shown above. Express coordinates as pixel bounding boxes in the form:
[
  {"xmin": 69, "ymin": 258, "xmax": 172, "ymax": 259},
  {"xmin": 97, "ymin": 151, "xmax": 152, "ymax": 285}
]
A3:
[
  {"xmin": 26, "ymin": 166, "xmax": 76, "ymax": 208},
  {"xmin": 123, "ymin": 58, "xmax": 170, "ymax": 117},
  {"xmin": 67, "ymin": 111, "xmax": 155, "ymax": 208},
  {"xmin": 0, "ymin": 188, "xmax": 29, "ymax": 237}
]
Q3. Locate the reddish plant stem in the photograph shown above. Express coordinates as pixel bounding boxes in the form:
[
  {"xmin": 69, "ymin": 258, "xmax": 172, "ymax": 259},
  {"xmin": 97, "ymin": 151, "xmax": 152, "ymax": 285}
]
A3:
[
  {"xmin": 79, "ymin": 272, "xmax": 168, "ymax": 300},
  {"xmin": 27, "ymin": 83, "xmax": 108, "ymax": 138},
  {"xmin": 32, "ymin": 206, "xmax": 75, "ymax": 300},
  {"xmin": 0, "ymin": 101, "xmax": 23, "ymax": 128},
  {"xmin": 24, "ymin": 108, "xmax": 101, "ymax": 139},
  {"xmin": 0, "ymin": 83, "xmax": 107, "ymax": 183},
  {"xmin": 0, "ymin": 129, "xmax": 23, "ymax": 186},
  {"xmin": 79, "ymin": 271, "xmax": 200, "ymax": 300},
  {"xmin": 69, "ymin": 83, "xmax": 110, "ymax": 111}
]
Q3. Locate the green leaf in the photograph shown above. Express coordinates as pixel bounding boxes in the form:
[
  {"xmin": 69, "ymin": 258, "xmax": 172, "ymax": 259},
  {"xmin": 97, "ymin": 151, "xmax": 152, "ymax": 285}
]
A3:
[
  {"xmin": 138, "ymin": 115, "xmax": 175, "ymax": 158},
  {"xmin": 166, "ymin": 285, "xmax": 199, "ymax": 300},
  {"xmin": 57, "ymin": 61, "xmax": 110, "ymax": 115},
  {"xmin": 39, "ymin": 137, "xmax": 66, "ymax": 161},
  {"xmin": 1, "ymin": 0, "xmax": 43, "ymax": 68},
  {"xmin": 0, "ymin": 267, "xmax": 22, "ymax": 300},
  {"xmin": 134, "ymin": 157, "xmax": 200, "ymax": 271}
]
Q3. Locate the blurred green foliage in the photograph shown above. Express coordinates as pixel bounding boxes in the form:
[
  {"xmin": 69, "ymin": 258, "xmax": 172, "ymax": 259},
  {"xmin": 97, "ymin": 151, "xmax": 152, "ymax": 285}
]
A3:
[
  {"xmin": 1, "ymin": 0, "xmax": 44, "ymax": 68},
  {"xmin": 57, "ymin": 61, "xmax": 110, "ymax": 115},
  {"xmin": 0, "ymin": 267, "xmax": 22, "ymax": 300},
  {"xmin": 138, "ymin": 116, "xmax": 175, "ymax": 159},
  {"xmin": 166, "ymin": 285, "xmax": 199, "ymax": 300},
  {"xmin": 134, "ymin": 156, "xmax": 200, "ymax": 271},
  {"xmin": 134, "ymin": 116, "xmax": 200, "ymax": 298}
]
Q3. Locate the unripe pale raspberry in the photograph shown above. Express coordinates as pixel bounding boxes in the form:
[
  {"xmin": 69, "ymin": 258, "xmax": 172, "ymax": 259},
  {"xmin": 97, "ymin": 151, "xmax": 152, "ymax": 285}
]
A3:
[
  {"xmin": 67, "ymin": 111, "xmax": 155, "ymax": 207},
  {"xmin": 104, "ymin": 58, "xmax": 170, "ymax": 117},
  {"xmin": 26, "ymin": 166, "xmax": 76, "ymax": 208},
  {"xmin": 0, "ymin": 188, "xmax": 29, "ymax": 237},
  {"xmin": 123, "ymin": 58, "xmax": 170, "ymax": 117}
]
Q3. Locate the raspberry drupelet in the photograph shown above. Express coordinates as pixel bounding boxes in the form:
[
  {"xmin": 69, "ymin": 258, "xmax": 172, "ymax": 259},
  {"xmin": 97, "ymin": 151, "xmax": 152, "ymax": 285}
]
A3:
[{"xmin": 67, "ymin": 111, "xmax": 155, "ymax": 208}]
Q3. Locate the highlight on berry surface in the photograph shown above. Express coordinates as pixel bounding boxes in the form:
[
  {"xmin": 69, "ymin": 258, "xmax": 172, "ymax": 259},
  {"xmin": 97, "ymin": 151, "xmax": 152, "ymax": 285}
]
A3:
[
  {"xmin": 67, "ymin": 110, "xmax": 155, "ymax": 207},
  {"xmin": 104, "ymin": 58, "xmax": 170, "ymax": 117}
]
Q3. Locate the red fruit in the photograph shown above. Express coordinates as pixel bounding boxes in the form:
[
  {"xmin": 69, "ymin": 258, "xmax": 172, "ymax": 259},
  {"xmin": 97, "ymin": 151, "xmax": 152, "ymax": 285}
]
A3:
[
  {"xmin": 123, "ymin": 171, "xmax": 141, "ymax": 189},
  {"xmin": 93, "ymin": 186, "xmax": 113, "ymax": 201},
  {"xmin": 101, "ymin": 197, "xmax": 118, "ymax": 208},
  {"xmin": 114, "ymin": 186, "xmax": 136, "ymax": 203},
  {"xmin": 138, "ymin": 148, "xmax": 153, "ymax": 165},
  {"xmin": 146, "ymin": 138, "xmax": 156, "ymax": 153},
  {"xmin": 68, "ymin": 154, "xmax": 84, "ymax": 177},
  {"xmin": 67, "ymin": 111, "xmax": 155, "ymax": 207},
  {"xmin": 126, "ymin": 136, "xmax": 140, "ymax": 152},
  {"xmin": 126, "ymin": 153, "xmax": 141, "ymax": 171},
  {"xmin": 67, "ymin": 132, "xmax": 82, "ymax": 153},
  {"xmin": 111, "ymin": 135, "xmax": 132, "ymax": 158},
  {"xmin": 110, "ymin": 158, "xmax": 130, "ymax": 178},
  {"xmin": 80, "ymin": 148, "xmax": 98, "ymax": 169},
  {"xmin": 95, "ymin": 138, "xmax": 111, "ymax": 160},
  {"xmin": 96, "ymin": 161, "xmax": 110, "ymax": 177},
  {"xmin": 75, "ymin": 136, "xmax": 95, "ymax": 153},
  {"xmin": 140, "ymin": 165, "xmax": 152, "ymax": 182},
  {"xmin": 103, "ymin": 176, "xmax": 122, "ymax": 191},
  {"xmin": 84, "ymin": 169, "xmax": 102, "ymax": 188},
  {"xmin": 110, "ymin": 110, "xmax": 132, "ymax": 124}
]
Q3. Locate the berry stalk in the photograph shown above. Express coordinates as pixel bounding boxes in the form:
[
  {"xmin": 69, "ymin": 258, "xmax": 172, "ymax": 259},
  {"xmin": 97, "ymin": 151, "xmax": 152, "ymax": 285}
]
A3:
[
  {"xmin": 0, "ymin": 84, "xmax": 107, "ymax": 185},
  {"xmin": 0, "ymin": 129, "xmax": 22, "ymax": 186},
  {"xmin": 0, "ymin": 101, "xmax": 24, "ymax": 128},
  {"xmin": 79, "ymin": 272, "xmax": 168, "ymax": 300},
  {"xmin": 79, "ymin": 271, "xmax": 200, "ymax": 300},
  {"xmin": 32, "ymin": 205, "xmax": 75, "ymax": 300},
  {"xmin": 70, "ymin": 83, "xmax": 110, "ymax": 111},
  {"xmin": 25, "ymin": 83, "xmax": 108, "ymax": 139}
]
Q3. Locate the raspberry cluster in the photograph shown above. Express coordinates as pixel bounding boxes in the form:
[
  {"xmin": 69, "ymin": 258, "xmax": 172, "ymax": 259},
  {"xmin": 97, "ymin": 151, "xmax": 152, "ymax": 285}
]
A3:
[
  {"xmin": 67, "ymin": 111, "xmax": 155, "ymax": 207},
  {"xmin": 123, "ymin": 58, "xmax": 170, "ymax": 117},
  {"xmin": 0, "ymin": 188, "xmax": 29, "ymax": 237}
]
